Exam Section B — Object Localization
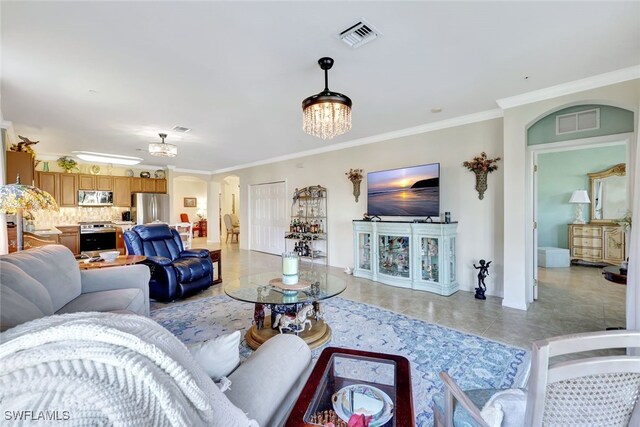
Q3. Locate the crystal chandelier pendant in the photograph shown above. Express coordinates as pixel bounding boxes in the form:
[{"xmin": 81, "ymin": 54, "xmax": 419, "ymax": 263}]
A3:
[
  {"xmin": 302, "ymin": 57, "xmax": 352, "ymax": 140},
  {"xmin": 149, "ymin": 133, "xmax": 178, "ymax": 157}
]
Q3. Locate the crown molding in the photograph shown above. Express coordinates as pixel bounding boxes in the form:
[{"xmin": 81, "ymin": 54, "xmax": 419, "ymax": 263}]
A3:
[
  {"xmin": 173, "ymin": 167, "xmax": 213, "ymax": 176},
  {"xmin": 213, "ymin": 108, "xmax": 504, "ymax": 174},
  {"xmin": 496, "ymin": 65, "xmax": 640, "ymax": 109}
]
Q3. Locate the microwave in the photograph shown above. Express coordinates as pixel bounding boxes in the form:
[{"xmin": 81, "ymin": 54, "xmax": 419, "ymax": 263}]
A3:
[{"xmin": 78, "ymin": 190, "xmax": 113, "ymax": 207}]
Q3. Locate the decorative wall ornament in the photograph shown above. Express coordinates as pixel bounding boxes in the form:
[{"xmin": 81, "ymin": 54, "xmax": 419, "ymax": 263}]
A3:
[
  {"xmin": 462, "ymin": 152, "xmax": 501, "ymax": 200},
  {"xmin": 345, "ymin": 168, "xmax": 363, "ymax": 202}
]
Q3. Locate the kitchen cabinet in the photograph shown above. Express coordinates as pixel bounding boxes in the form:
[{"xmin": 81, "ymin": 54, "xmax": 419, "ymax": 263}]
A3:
[
  {"xmin": 96, "ymin": 176, "xmax": 113, "ymax": 190},
  {"xmin": 142, "ymin": 178, "xmax": 156, "ymax": 192},
  {"xmin": 36, "ymin": 172, "xmax": 59, "ymax": 200},
  {"xmin": 57, "ymin": 225, "xmax": 80, "ymax": 255},
  {"xmin": 79, "ymin": 174, "xmax": 113, "ymax": 191},
  {"xmin": 6, "ymin": 151, "xmax": 35, "ymax": 185},
  {"xmin": 113, "ymin": 177, "xmax": 131, "ymax": 207},
  {"xmin": 130, "ymin": 177, "xmax": 167, "ymax": 193},
  {"xmin": 78, "ymin": 174, "xmax": 95, "ymax": 190},
  {"xmin": 155, "ymin": 179, "xmax": 167, "ymax": 193},
  {"xmin": 58, "ymin": 174, "xmax": 78, "ymax": 207},
  {"xmin": 130, "ymin": 177, "xmax": 143, "ymax": 193}
]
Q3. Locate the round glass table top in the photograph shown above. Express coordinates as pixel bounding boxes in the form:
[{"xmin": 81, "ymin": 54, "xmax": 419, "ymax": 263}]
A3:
[{"xmin": 224, "ymin": 270, "xmax": 347, "ymax": 305}]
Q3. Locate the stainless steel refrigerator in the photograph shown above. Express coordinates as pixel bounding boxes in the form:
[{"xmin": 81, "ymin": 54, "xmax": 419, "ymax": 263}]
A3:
[{"xmin": 131, "ymin": 193, "xmax": 171, "ymax": 225}]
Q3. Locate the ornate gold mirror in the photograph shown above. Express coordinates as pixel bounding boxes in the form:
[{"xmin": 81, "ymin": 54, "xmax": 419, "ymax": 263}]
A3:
[{"xmin": 588, "ymin": 163, "xmax": 627, "ymax": 223}]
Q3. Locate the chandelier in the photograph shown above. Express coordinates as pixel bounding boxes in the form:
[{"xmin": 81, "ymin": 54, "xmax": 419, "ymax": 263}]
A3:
[
  {"xmin": 302, "ymin": 57, "xmax": 352, "ymax": 140},
  {"xmin": 149, "ymin": 133, "xmax": 177, "ymax": 157}
]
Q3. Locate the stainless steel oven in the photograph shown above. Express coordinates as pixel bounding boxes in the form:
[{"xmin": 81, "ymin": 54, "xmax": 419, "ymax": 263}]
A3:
[{"xmin": 79, "ymin": 222, "xmax": 117, "ymax": 253}]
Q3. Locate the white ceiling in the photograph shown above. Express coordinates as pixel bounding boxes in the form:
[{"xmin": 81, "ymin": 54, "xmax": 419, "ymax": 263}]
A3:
[{"xmin": 2, "ymin": 1, "xmax": 639, "ymax": 173}]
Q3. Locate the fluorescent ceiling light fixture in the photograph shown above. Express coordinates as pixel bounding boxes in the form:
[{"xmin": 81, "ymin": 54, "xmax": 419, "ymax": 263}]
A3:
[{"xmin": 72, "ymin": 151, "xmax": 143, "ymax": 165}]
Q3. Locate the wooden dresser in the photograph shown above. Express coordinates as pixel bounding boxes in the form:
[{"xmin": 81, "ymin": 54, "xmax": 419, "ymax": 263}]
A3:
[{"xmin": 568, "ymin": 223, "xmax": 625, "ymax": 265}]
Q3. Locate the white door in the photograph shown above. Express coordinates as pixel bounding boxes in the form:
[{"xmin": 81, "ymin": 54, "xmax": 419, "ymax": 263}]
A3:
[
  {"xmin": 532, "ymin": 154, "xmax": 539, "ymax": 300},
  {"xmin": 249, "ymin": 181, "xmax": 287, "ymax": 255}
]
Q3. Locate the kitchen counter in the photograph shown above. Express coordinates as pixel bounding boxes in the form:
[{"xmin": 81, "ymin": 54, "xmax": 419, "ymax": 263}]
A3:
[{"xmin": 31, "ymin": 227, "xmax": 62, "ymax": 236}]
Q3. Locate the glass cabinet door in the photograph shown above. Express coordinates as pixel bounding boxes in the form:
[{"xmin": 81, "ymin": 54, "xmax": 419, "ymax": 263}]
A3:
[
  {"xmin": 378, "ymin": 235, "xmax": 410, "ymax": 278},
  {"xmin": 449, "ymin": 237, "xmax": 456, "ymax": 283},
  {"xmin": 421, "ymin": 237, "xmax": 439, "ymax": 282},
  {"xmin": 358, "ymin": 233, "xmax": 372, "ymax": 271}
]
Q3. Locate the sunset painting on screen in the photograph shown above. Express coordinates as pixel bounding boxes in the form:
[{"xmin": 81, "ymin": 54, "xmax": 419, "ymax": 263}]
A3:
[{"xmin": 367, "ymin": 163, "xmax": 440, "ymax": 216}]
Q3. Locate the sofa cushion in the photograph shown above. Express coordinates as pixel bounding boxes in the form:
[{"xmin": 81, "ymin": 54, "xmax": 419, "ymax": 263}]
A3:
[
  {"xmin": 187, "ymin": 331, "xmax": 241, "ymax": 381},
  {"xmin": 56, "ymin": 288, "xmax": 145, "ymax": 315},
  {"xmin": 0, "ymin": 245, "xmax": 81, "ymax": 312},
  {"xmin": 0, "ymin": 262, "xmax": 55, "ymax": 331}
]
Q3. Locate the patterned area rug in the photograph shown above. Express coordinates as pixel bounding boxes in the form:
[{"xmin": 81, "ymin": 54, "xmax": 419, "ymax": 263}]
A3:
[{"xmin": 151, "ymin": 295, "xmax": 530, "ymax": 427}]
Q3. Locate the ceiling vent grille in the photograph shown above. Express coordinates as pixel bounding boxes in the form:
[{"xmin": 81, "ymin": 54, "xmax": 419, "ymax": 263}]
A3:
[
  {"xmin": 172, "ymin": 125, "xmax": 191, "ymax": 133},
  {"xmin": 337, "ymin": 19, "xmax": 381, "ymax": 48}
]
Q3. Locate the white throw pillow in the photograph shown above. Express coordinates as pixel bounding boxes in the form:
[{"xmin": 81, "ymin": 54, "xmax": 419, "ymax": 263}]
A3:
[
  {"xmin": 187, "ymin": 331, "xmax": 241, "ymax": 381},
  {"xmin": 480, "ymin": 389, "xmax": 527, "ymax": 427}
]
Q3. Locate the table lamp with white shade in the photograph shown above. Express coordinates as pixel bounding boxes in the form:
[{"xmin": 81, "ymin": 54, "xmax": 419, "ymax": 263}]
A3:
[
  {"xmin": 569, "ymin": 190, "xmax": 591, "ymax": 224},
  {"xmin": 0, "ymin": 175, "xmax": 59, "ymax": 251}
]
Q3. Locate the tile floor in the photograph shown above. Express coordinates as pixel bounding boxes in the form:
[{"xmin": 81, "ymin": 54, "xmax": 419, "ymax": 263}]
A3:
[{"xmin": 173, "ymin": 238, "xmax": 626, "ymax": 350}]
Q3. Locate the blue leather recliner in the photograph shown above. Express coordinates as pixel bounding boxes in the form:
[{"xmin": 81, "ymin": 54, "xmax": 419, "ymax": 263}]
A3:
[{"xmin": 124, "ymin": 224, "xmax": 213, "ymax": 302}]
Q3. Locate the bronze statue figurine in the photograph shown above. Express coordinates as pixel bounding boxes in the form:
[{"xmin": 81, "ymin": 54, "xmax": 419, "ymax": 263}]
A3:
[{"xmin": 473, "ymin": 259, "xmax": 491, "ymax": 300}]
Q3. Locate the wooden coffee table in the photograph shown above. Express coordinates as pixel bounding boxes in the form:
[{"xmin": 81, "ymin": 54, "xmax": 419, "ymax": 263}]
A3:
[
  {"xmin": 286, "ymin": 347, "xmax": 415, "ymax": 427},
  {"xmin": 78, "ymin": 255, "xmax": 147, "ymax": 269}
]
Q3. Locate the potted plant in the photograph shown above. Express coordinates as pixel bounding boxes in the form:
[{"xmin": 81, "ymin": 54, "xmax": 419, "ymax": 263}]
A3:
[{"xmin": 57, "ymin": 156, "xmax": 78, "ymax": 173}]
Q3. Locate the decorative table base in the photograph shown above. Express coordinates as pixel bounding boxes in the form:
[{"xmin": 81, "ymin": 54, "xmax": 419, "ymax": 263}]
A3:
[{"xmin": 245, "ymin": 315, "xmax": 331, "ymax": 350}]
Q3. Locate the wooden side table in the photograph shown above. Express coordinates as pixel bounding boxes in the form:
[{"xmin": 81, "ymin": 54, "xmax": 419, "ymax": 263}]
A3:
[
  {"xmin": 210, "ymin": 249, "xmax": 222, "ymax": 284},
  {"xmin": 78, "ymin": 255, "xmax": 147, "ymax": 269}
]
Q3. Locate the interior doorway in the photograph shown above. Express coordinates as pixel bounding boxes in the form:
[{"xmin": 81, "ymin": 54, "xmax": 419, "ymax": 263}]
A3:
[{"xmin": 530, "ymin": 137, "xmax": 629, "ymax": 330}]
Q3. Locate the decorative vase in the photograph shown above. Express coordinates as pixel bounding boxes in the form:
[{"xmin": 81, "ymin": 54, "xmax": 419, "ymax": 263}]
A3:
[
  {"xmin": 352, "ymin": 179, "xmax": 361, "ymax": 202},
  {"xmin": 43, "ymin": 162, "xmax": 49, "ymax": 172},
  {"xmin": 474, "ymin": 170, "xmax": 488, "ymax": 200}
]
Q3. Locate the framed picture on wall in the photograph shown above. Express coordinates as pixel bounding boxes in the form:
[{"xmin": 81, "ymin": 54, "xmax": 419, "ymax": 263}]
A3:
[{"xmin": 184, "ymin": 197, "xmax": 197, "ymax": 208}]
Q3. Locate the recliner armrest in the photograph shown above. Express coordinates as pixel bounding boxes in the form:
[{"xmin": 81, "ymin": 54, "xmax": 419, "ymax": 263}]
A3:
[
  {"xmin": 144, "ymin": 256, "xmax": 173, "ymax": 266},
  {"xmin": 179, "ymin": 249, "xmax": 210, "ymax": 258}
]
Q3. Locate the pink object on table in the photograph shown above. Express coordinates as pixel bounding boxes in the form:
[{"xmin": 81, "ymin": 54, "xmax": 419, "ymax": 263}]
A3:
[{"xmin": 348, "ymin": 414, "xmax": 372, "ymax": 427}]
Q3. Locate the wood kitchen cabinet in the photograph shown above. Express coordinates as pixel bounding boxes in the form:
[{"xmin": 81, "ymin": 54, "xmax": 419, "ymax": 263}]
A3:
[
  {"xmin": 130, "ymin": 177, "xmax": 143, "ymax": 193},
  {"xmin": 57, "ymin": 226, "xmax": 80, "ymax": 255},
  {"xmin": 113, "ymin": 177, "xmax": 131, "ymax": 207},
  {"xmin": 36, "ymin": 172, "xmax": 59, "ymax": 200},
  {"xmin": 142, "ymin": 178, "xmax": 156, "ymax": 193},
  {"xmin": 78, "ymin": 174, "xmax": 95, "ymax": 190},
  {"xmin": 129, "ymin": 177, "xmax": 166, "ymax": 193},
  {"xmin": 155, "ymin": 179, "xmax": 167, "ymax": 193},
  {"xmin": 79, "ymin": 174, "xmax": 113, "ymax": 191},
  {"xmin": 6, "ymin": 151, "xmax": 35, "ymax": 185},
  {"xmin": 96, "ymin": 176, "xmax": 113, "ymax": 190},
  {"xmin": 58, "ymin": 174, "xmax": 78, "ymax": 207}
]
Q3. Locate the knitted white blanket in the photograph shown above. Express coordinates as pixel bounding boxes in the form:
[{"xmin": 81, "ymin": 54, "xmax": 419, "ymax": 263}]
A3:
[{"xmin": 0, "ymin": 313, "xmax": 258, "ymax": 427}]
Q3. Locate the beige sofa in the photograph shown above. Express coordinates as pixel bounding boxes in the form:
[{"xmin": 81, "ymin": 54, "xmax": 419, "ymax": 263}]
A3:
[{"xmin": 0, "ymin": 245, "xmax": 150, "ymax": 331}]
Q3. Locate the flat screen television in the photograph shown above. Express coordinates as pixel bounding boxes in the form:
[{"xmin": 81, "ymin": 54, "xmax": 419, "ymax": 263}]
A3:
[{"xmin": 367, "ymin": 163, "xmax": 440, "ymax": 217}]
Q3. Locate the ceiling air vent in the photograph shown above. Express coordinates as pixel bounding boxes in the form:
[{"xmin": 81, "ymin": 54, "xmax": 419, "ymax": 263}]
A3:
[
  {"xmin": 337, "ymin": 19, "xmax": 382, "ymax": 48},
  {"xmin": 172, "ymin": 125, "xmax": 191, "ymax": 133}
]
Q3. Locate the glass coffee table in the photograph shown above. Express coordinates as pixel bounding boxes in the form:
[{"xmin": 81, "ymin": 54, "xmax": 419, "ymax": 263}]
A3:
[
  {"xmin": 285, "ymin": 347, "xmax": 415, "ymax": 427},
  {"xmin": 224, "ymin": 270, "xmax": 346, "ymax": 349}
]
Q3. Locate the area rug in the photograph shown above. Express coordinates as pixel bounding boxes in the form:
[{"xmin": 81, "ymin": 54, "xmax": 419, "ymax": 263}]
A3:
[{"xmin": 151, "ymin": 295, "xmax": 530, "ymax": 427}]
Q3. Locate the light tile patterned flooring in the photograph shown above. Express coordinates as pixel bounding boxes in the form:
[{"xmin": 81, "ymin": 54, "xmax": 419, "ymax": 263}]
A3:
[{"xmin": 171, "ymin": 238, "xmax": 626, "ymax": 350}]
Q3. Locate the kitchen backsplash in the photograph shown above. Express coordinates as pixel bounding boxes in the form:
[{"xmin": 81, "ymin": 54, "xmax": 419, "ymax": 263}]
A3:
[{"xmin": 34, "ymin": 206, "xmax": 129, "ymax": 228}]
